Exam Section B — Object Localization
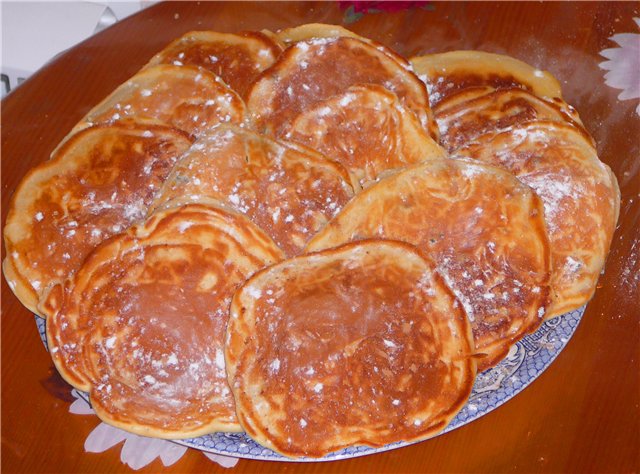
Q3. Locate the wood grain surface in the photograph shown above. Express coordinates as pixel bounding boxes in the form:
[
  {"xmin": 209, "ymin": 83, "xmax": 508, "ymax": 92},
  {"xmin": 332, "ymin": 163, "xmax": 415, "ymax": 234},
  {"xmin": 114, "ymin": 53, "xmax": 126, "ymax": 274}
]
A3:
[{"xmin": 2, "ymin": 2, "xmax": 639, "ymax": 473}]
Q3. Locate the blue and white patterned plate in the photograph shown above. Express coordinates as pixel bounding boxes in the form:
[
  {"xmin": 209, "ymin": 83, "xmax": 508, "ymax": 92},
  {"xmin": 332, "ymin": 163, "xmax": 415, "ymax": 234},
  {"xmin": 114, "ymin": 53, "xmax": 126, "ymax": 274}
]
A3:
[{"xmin": 35, "ymin": 306, "xmax": 584, "ymax": 462}]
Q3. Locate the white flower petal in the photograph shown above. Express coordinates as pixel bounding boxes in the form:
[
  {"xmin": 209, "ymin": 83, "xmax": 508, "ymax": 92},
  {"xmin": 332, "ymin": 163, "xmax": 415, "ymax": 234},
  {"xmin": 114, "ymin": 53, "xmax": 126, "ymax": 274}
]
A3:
[
  {"xmin": 619, "ymin": 86, "xmax": 640, "ymax": 101},
  {"xmin": 599, "ymin": 47, "xmax": 624, "ymax": 62},
  {"xmin": 69, "ymin": 395, "xmax": 94, "ymax": 415},
  {"xmin": 84, "ymin": 422, "xmax": 128, "ymax": 453},
  {"xmin": 203, "ymin": 452, "xmax": 240, "ymax": 468},
  {"xmin": 159, "ymin": 443, "xmax": 189, "ymax": 467},
  {"xmin": 598, "ymin": 19, "xmax": 640, "ymax": 115},
  {"xmin": 604, "ymin": 66, "xmax": 640, "ymax": 95},
  {"xmin": 121, "ymin": 435, "xmax": 169, "ymax": 470},
  {"xmin": 611, "ymin": 32, "xmax": 640, "ymax": 50}
]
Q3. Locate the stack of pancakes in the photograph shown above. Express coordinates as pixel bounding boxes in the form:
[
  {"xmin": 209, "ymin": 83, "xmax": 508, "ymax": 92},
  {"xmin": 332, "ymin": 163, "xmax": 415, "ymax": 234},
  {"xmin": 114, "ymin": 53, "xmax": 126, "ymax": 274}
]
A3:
[{"xmin": 3, "ymin": 24, "xmax": 619, "ymax": 458}]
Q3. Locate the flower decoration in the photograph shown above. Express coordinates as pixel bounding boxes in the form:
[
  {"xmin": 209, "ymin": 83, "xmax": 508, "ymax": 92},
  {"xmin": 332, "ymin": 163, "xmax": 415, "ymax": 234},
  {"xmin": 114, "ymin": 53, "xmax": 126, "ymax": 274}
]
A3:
[
  {"xmin": 69, "ymin": 390, "xmax": 239, "ymax": 470},
  {"xmin": 599, "ymin": 17, "xmax": 640, "ymax": 115}
]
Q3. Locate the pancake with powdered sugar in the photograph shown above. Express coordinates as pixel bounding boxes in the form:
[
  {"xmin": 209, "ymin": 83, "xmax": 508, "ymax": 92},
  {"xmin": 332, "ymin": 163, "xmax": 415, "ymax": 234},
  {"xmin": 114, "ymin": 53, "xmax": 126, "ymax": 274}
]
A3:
[
  {"xmin": 285, "ymin": 84, "xmax": 445, "ymax": 190},
  {"xmin": 71, "ymin": 64, "xmax": 247, "ymax": 138},
  {"xmin": 411, "ymin": 50, "xmax": 564, "ymax": 108},
  {"xmin": 454, "ymin": 120, "xmax": 620, "ymax": 318},
  {"xmin": 226, "ymin": 240, "xmax": 476, "ymax": 458},
  {"xmin": 433, "ymin": 86, "xmax": 588, "ymax": 152},
  {"xmin": 151, "ymin": 125, "xmax": 354, "ymax": 257},
  {"xmin": 46, "ymin": 200, "xmax": 283, "ymax": 437},
  {"xmin": 307, "ymin": 158, "xmax": 551, "ymax": 371},
  {"xmin": 144, "ymin": 30, "xmax": 282, "ymax": 98},
  {"xmin": 3, "ymin": 123, "xmax": 192, "ymax": 318},
  {"xmin": 247, "ymin": 34, "xmax": 438, "ymax": 140}
]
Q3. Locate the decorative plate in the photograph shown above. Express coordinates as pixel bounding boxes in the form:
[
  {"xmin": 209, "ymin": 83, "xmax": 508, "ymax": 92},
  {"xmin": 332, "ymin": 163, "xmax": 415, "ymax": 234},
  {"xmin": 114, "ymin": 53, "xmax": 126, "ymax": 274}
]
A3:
[{"xmin": 35, "ymin": 305, "xmax": 584, "ymax": 462}]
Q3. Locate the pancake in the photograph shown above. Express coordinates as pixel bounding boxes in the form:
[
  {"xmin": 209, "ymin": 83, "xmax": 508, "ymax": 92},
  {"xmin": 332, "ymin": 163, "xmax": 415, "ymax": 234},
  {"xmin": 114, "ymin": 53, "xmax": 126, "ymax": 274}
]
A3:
[
  {"xmin": 226, "ymin": 240, "xmax": 476, "ymax": 458},
  {"xmin": 410, "ymin": 50, "xmax": 563, "ymax": 107},
  {"xmin": 285, "ymin": 84, "xmax": 445, "ymax": 189},
  {"xmin": 258, "ymin": 29, "xmax": 286, "ymax": 50},
  {"xmin": 151, "ymin": 125, "xmax": 354, "ymax": 257},
  {"xmin": 276, "ymin": 23, "xmax": 370, "ymax": 45},
  {"xmin": 430, "ymin": 86, "xmax": 497, "ymax": 113},
  {"xmin": 454, "ymin": 121, "xmax": 620, "ymax": 318},
  {"xmin": 3, "ymin": 123, "xmax": 193, "ymax": 318},
  {"xmin": 434, "ymin": 86, "xmax": 588, "ymax": 152},
  {"xmin": 144, "ymin": 30, "xmax": 282, "ymax": 98},
  {"xmin": 72, "ymin": 64, "xmax": 247, "ymax": 137},
  {"xmin": 275, "ymin": 23, "xmax": 410, "ymax": 65},
  {"xmin": 246, "ymin": 36, "xmax": 438, "ymax": 140},
  {"xmin": 307, "ymin": 158, "xmax": 551, "ymax": 371},
  {"xmin": 46, "ymin": 201, "xmax": 284, "ymax": 438}
]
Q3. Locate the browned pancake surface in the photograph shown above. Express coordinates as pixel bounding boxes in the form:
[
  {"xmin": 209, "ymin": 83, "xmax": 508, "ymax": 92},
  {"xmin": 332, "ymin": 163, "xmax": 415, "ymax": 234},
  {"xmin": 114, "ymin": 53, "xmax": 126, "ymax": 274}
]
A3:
[
  {"xmin": 247, "ymin": 36, "xmax": 437, "ymax": 139},
  {"xmin": 307, "ymin": 159, "xmax": 551, "ymax": 371},
  {"xmin": 145, "ymin": 31, "xmax": 282, "ymax": 98},
  {"xmin": 434, "ymin": 87, "xmax": 587, "ymax": 152},
  {"xmin": 76, "ymin": 65, "xmax": 246, "ymax": 137},
  {"xmin": 286, "ymin": 84, "xmax": 444, "ymax": 189},
  {"xmin": 277, "ymin": 23, "xmax": 371, "ymax": 45},
  {"xmin": 410, "ymin": 50, "xmax": 563, "ymax": 107},
  {"xmin": 152, "ymin": 125, "xmax": 354, "ymax": 256},
  {"xmin": 454, "ymin": 121, "xmax": 620, "ymax": 317},
  {"xmin": 3, "ymin": 123, "xmax": 193, "ymax": 317},
  {"xmin": 226, "ymin": 240, "xmax": 476, "ymax": 458},
  {"xmin": 46, "ymin": 202, "xmax": 283, "ymax": 437},
  {"xmin": 276, "ymin": 23, "xmax": 412, "ymax": 67}
]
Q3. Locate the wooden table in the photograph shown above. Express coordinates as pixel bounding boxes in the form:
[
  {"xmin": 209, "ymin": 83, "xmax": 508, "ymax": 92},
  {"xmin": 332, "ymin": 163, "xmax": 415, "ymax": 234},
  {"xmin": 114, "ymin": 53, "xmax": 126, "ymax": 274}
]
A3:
[{"xmin": 2, "ymin": 2, "xmax": 639, "ymax": 472}]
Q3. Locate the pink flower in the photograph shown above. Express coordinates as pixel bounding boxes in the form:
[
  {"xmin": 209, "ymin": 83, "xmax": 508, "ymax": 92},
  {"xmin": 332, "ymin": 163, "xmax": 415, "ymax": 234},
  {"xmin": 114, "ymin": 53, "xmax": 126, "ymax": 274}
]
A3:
[{"xmin": 339, "ymin": 1, "xmax": 431, "ymax": 14}]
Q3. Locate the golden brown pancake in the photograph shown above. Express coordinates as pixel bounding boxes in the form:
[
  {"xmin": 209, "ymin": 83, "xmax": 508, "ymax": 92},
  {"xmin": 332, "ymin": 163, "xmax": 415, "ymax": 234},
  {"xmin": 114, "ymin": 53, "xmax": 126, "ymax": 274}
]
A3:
[
  {"xmin": 410, "ymin": 50, "xmax": 563, "ymax": 107},
  {"xmin": 285, "ymin": 84, "xmax": 445, "ymax": 189},
  {"xmin": 434, "ymin": 86, "xmax": 588, "ymax": 152},
  {"xmin": 144, "ymin": 30, "xmax": 282, "ymax": 98},
  {"xmin": 72, "ymin": 64, "xmax": 247, "ymax": 137},
  {"xmin": 275, "ymin": 23, "xmax": 411, "ymax": 66},
  {"xmin": 247, "ymin": 36, "xmax": 438, "ymax": 139},
  {"xmin": 3, "ymin": 123, "xmax": 193, "ymax": 317},
  {"xmin": 276, "ymin": 23, "xmax": 369, "ymax": 45},
  {"xmin": 430, "ymin": 85, "xmax": 496, "ymax": 112},
  {"xmin": 307, "ymin": 158, "xmax": 551, "ymax": 371},
  {"xmin": 454, "ymin": 120, "xmax": 620, "ymax": 318},
  {"xmin": 46, "ymin": 201, "xmax": 284, "ymax": 438},
  {"xmin": 226, "ymin": 240, "xmax": 476, "ymax": 458},
  {"xmin": 258, "ymin": 29, "xmax": 286, "ymax": 50},
  {"xmin": 151, "ymin": 125, "xmax": 354, "ymax": 257}
]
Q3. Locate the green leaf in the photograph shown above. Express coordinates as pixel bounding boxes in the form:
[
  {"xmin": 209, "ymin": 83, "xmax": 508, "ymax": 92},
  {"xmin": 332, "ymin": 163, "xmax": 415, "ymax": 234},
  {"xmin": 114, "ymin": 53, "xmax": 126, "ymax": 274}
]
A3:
[{"xmin": 343, "ymin": 5, "xmax": 364, "ymax": 24}]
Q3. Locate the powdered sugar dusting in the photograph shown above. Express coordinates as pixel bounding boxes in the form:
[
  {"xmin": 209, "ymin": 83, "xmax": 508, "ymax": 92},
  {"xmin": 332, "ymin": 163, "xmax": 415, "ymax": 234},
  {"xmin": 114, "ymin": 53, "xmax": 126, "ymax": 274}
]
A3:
[
  {"xmin": 438, "ymin": 265, "xmax": 475, "ymax": 322},
  {"xmin": 166, "ymin": 353, "xmax": 178, "ymax": 366},
  {"xmin": 524, "ymin": 174, "xmax": 581, "ymax": 233},
  {"xmin": 564, "ymin": 256, "xmax": 583, "ymax": 274},
  {"xmin": 215, "ymin": 349, "xmax": 225, "ymax": 373},
  {"xmin": 104, "ymin": 337, "xmax": 116, "ymax": 349},
  {"xmin": 269, "ymin": 358, "xmax": 280, "ymax": 373},
  {"xmin": 246, "ymin": 286, "xmax": 262, "ymax": 299}
]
